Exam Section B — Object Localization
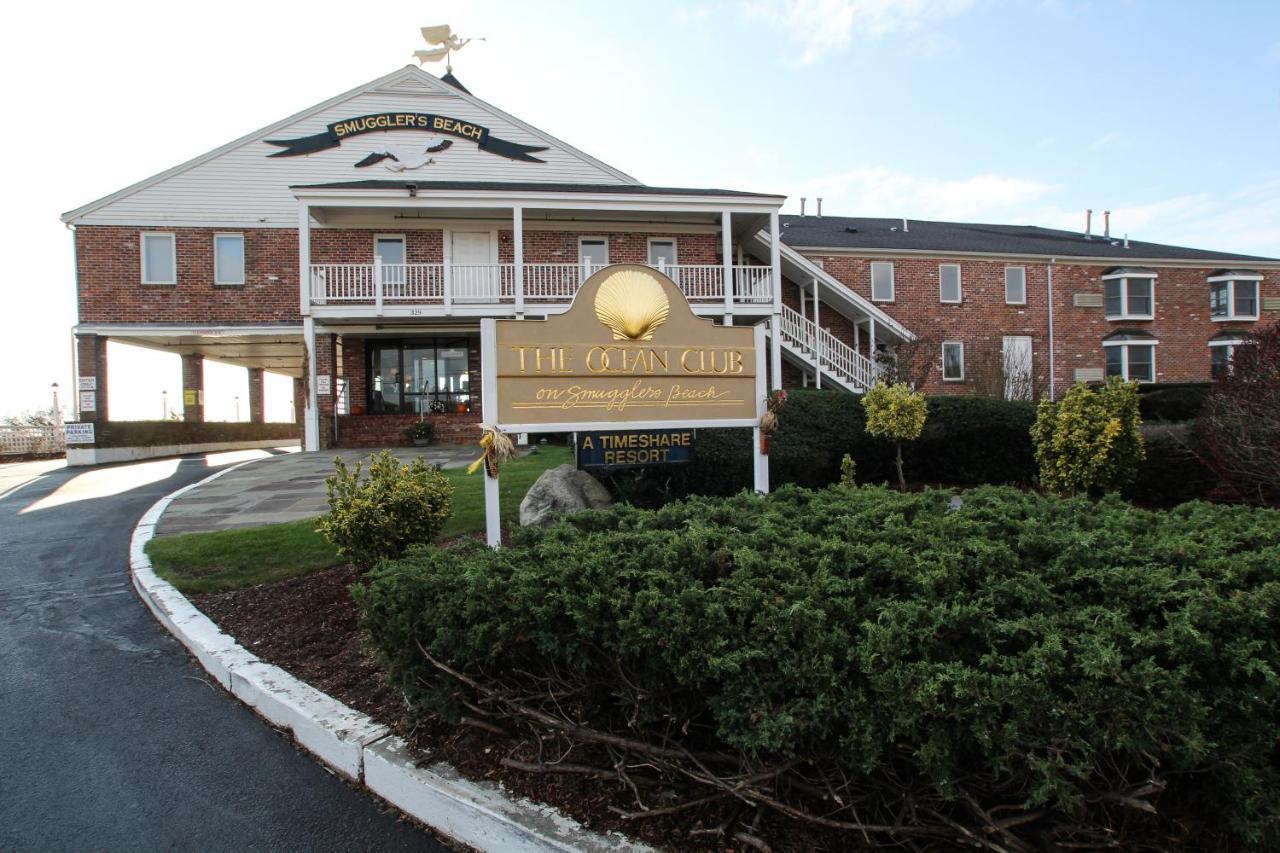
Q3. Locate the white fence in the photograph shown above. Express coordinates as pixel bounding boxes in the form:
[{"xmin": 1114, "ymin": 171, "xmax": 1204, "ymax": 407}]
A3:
[{"xmin": 0, "ymin": 425, "xmax": 65, "ymax": 456}]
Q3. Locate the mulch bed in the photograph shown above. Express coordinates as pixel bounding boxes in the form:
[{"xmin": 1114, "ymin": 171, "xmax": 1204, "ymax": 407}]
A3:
[{"xmin": 192, "ymin": 565, "xmax": 840, "ymax": 852}]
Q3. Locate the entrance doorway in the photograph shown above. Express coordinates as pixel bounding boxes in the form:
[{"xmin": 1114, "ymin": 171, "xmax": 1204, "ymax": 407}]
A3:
[
  {"xmin": 450, "ymin": 231, "xmax": 499, "ymax": 301},
  {"xmin": 1002, "ymin": 335, "xmax": 1034, "ymax": 400}
]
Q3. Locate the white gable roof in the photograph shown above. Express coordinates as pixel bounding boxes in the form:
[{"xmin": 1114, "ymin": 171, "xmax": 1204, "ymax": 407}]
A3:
[{"xmin": 62, "ymin": 66, "xmax": 639, "ymax": 227}]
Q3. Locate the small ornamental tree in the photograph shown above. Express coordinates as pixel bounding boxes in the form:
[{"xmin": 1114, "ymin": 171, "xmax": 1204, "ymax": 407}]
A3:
[
  {"xmin": 861, "ymin": 381, "xmax": 927, "ymax": 490},
  {"xmin": 1031, "ymin": 378, "xmax": 1145, "ymax": 495},
  {"xmin": 1199, "ymin": 321, "xmax": 1280, "ymax": 505},
  {"xmin": 318, "ymin": 450, "xmax": 453, "ymax": 568}
]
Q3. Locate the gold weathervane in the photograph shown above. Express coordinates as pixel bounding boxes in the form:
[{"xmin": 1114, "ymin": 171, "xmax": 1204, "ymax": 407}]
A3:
[
  {"xmin": 594, "ymin": 270, "xmax": 670, "ymax": 341},
  {"xmin": 414, "ymin": 25, "xmax": 483, "ymax": 73}
]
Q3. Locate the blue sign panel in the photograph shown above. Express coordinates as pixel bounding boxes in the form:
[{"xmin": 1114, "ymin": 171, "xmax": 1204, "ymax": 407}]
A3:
[{"xmin": 576, "ymin": 429, "xmax": 695, "ymax": 470}]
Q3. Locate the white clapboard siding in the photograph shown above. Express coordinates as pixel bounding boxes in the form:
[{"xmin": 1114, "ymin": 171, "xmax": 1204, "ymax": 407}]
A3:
[{"xmin": 66, "ymin": 67, "xmax": 638, "ymax": 228}]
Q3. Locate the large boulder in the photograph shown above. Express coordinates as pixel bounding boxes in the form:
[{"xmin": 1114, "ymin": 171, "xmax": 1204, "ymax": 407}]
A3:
[{"xmin": 519, "ymin": 464, "xmax": 613, "ymax": 527}]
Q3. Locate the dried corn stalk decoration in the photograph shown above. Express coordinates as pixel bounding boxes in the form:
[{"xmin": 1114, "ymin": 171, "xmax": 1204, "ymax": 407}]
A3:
[
  {"xmin": 467, "ymin": 424, "xmax": 517, "ymax": 479},
  {"xmin": 759, "ymin": 389, "xmax": 788, "ymax": 454}
]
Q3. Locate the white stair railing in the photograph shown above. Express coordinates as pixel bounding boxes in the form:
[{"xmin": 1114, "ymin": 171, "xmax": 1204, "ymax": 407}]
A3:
[{"xmin": 777, "ymin": 305, "xmax": 881, "ymax": 391}]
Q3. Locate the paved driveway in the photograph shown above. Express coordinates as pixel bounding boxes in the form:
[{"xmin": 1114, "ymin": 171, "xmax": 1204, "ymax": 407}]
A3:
[
  {"xmin": 0, "ymin": 454, "xmax": 449, "ymax": 852},
  {"xmin": 157, "ymin": 446, "xmax": 479, "ymax": 536}
]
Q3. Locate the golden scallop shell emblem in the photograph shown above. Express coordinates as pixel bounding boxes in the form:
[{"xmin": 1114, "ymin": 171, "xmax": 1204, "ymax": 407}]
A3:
[{"xmin": 593, "ymin": 271, "xmax": 670, "ymax": 341}]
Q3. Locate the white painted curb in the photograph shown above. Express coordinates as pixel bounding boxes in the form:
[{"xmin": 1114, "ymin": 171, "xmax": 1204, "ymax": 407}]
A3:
[{"xmin": 131, "ymin": 457, "xmax": 651, "ymax": 852}]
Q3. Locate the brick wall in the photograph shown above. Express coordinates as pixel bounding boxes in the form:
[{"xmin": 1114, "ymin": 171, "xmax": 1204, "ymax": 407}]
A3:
[
  {"xmin": 335, "ymin": 412, "xmax": 481, "ymax": 447},
  {"xmin": 1050, "ymin": 264, "xmax": 1273, "ymax": 391},
  {"xmin": 76, "ymin": 226, "xmax": 302, "ymax": 325}
]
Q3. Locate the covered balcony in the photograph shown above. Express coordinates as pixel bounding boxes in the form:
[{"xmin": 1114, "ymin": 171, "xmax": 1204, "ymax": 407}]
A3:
[{"xmin": 294, "ymin": 181, "xmax": 785, "ymax": 320}]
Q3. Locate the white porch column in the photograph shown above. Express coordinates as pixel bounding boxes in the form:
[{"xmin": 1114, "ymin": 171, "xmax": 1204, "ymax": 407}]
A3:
[
  {"xmin": 869, "ymin": 316, "xmax": 877, "ymax": 372},
  {"xmin": 512, "ymin": 206, "xmax": 525, "ymax": 316},
  {"xmin": 812, "ymin": 278, "xmax": 822, "ymax": 389},
  {"xmin": 298, "ymin": 202, "xmax": 311, "ymax": 314},
  {"xmin": 768, "ymin": 210, "xmax": 783, "ymax": 391},
  {"xmin": 303, "ymin": 316, "xmax": 319, "ymax": 452},
  {"xmin": 721, "ymin": 210, "xmax": 733, "ymax": 325}
]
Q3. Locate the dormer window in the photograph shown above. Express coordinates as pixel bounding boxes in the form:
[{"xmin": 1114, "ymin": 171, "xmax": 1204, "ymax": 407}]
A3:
[
  {"xmin": 1102, "ymin": 269, "xmax": 1155, "ymax": 321},
  {"xmin": 1208, "ymin": 271, "xmax": 1261, "ymax": 321}
]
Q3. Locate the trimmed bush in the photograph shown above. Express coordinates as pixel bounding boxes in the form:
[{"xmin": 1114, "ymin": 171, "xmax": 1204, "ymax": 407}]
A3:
[
  {"xmin": 1137, "ymin": 383, "xmax": 1210, "ymax": 423},
  {"xmin": 862, "ymin": 381, "xmax": 927, "ymax": 489},
  {"xmin": 317, "ymin": 451, "xmax": 453, "ymax": 568},
  {"xmin": 89, "ymin": 420, "xmax": 299, "ymax": 448},
  {"xmin": 1032, "ymin": 379, "xmax": 1145, "ymax": 495},
  {"xmin": 356, "ymin": 486, "xmax": 1280, "ymax": 847},
  {"xmin": 1125, "ymin": 424, "xmax": 1218, "ymax": 508},
  {"xmin": 664, "ymin": 391, "xmax": 1037, "ymax": 499}
]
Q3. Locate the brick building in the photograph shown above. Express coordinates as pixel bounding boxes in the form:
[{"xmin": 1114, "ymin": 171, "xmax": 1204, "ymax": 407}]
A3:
[{"xmin": 62, "ymin": 66, "xmax": 1277, "ymax": 450}]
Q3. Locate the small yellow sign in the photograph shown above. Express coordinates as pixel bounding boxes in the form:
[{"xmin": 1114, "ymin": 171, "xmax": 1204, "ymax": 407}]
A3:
[{"xmin": 183, "ymin": 390, "xmax": 197, "ymax": 406}]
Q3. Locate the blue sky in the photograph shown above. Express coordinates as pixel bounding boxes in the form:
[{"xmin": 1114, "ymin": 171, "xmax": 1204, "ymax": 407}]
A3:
[{"xmin": 1, "ymin": 0, "xmax": 1276, "ymax": 417}]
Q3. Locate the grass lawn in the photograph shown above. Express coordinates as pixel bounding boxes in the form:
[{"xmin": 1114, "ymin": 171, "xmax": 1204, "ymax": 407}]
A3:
[{"xmin": 147, "ymin": 444, "xmax": 573, "ymax": 594}]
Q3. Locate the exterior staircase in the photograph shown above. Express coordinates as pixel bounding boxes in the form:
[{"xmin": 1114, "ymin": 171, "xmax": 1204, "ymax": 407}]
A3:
[{"xmin": 774, "ymin": 305, "xmax": 882, "ymax": 392}]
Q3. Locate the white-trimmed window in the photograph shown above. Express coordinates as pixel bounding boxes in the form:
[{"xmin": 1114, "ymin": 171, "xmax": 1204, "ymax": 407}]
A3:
[
  {"xmin": 579, "ymin": 237, "xmax": 609, "ymax": 269},
  {"xmin": 141, "ymin": 232, "xmax": 176, "ymax": 284},
  {"xmin": 1208, "ymin": 272, "xmax": 1260, "ymax": 321},
  {"xmin": 1103, "ymin": 271, "xmax": 1155, "ymax": 320},
  {"xmin": 1005, "ymin": 266, "xmax": 1027, "ymax": 305},
  {"xmin": 214, "ymin": 233, "xmax": 245, "ymax": 285},
  {"xmin": 1209, "ymin": 336, "xmax": 1248, "ymax": 379},
  {"xmin": 941, "ymin": 341, "xmax": 964, "ymax": 381},
  {"xmin": 939, "ymin": 264, "xmax": 961, "ymax": 303},
  {"xmin": 647, "ymin": 238, "xmax": 677, "ymax": 268},
  {"xmin": 871, "ymin": 262, "xmax": 895, "ymax": 301},
  {"xmin": 1103, "ymin": 335, "xmax": 1157, "ymax": 382}
]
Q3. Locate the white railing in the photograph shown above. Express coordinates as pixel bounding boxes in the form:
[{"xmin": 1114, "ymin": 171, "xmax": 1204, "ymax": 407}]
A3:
[
  {"xmin": 0, "ymin": 425, "xmax": 65, "ymax": 456},
  {"xmin": 778, "ymin": 304, "xmax": 881, "ymax": 391},
  {"xmin": 308, "ymin": 262, "xmax": 776, "ymax": 310},
  {"xmin": 734, "ymin": 265, "xmax": 773, "ymax": 303}
]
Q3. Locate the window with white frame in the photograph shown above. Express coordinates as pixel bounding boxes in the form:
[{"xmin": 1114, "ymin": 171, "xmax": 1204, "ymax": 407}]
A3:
[
  {"xmin": 1208, "ymin": 273, "xmax": 1260, "ymax": 321},
  {"xmin": 941, "ymin": 341, "xmax": 964, "ymax": 381},
  {"xmin": 579, "ymin": 237, "xmax": 609, "ymax": 269},
  {"xmin": 871, "ymin": 262, "xmax": 894, "ymax": 301},
  {"xmin": 141, "ymin": 232, "xmax": 176, "ymax": 284},
  {"xmin": 1005, "ymin": 266, "xmax": 1027, "ymax": 305},
  {"xmin": 647, "ymin": 239, "xmax": 677, "ymax": 268},
  {"xmin": 939, "ymin": 264, "xmax": 961, "ymax": 303},
  {"xmin": 1103, "ymin": 336, "xmax": 1157, "ymax": 382},
  {"xmin": 214, "ymin": 234, "xmax": 245, "ymax": 285},
  {"xmin": 1209, "ymin": 337, "xmax": 1247, "ymax": 379},
  {"xmin": 1103, "ymin": 272, "xmax": 1155, "ymax": 320}
]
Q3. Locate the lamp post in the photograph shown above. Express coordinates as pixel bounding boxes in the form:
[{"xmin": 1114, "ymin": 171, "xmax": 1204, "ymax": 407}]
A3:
[
  {"xmin": 162, "ymin": 390, "xmax": 168, "ymax": 420},
  {"xmin": 234, "ymin": 395, "xmax": 240, "ymax": 421},
  {"xmin": 50, "ymin": 382, "xmax": 61, "ymax": 425}
]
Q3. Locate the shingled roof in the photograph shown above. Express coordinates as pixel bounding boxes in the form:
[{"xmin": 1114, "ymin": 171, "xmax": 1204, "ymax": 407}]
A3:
[{"xmin": 780, "ymin": 216, "xmax": 1277, "ymax": 263}]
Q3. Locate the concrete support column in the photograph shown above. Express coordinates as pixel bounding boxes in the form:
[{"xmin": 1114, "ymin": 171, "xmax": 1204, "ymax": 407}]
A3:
[
  {"xmin": 74, "ymin": 334, "xmax": 109, "ymax": 422},
  {"xmin": 292, "ymin": 377, "xmax": 305, "ymax": 427},
  {"xmin": 181, "ymin": 353, "xmax": 204, "ymax": 422},
  {"xmin": 247, "ymin": 367, "xmax": 265, "ymax": 423}
]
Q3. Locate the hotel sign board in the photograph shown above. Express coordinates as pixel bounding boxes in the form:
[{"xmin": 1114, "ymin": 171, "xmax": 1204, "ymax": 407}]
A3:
[
  {"xmin": 490, "ymin": 265, "xmax": 759, "ymax": 431},
  {"xmin": 577, "ymin": 429, "xmax": 694, "ymax": 470}
]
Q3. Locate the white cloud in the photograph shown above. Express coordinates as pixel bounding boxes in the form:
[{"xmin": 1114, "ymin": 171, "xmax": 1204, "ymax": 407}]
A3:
[
  {"xmin": 745, "ymin": 0, "xmax": 976, "ymax": 63},
  {"xmin": 788, "ymin": 165, "xmax": 1053, "ymax": 220}
]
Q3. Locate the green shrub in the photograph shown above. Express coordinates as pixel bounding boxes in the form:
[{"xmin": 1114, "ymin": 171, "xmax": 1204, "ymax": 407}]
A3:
[
  {"xmin": 356, "ymin": 486, "xmax": 1280, "ymax": 847},
  {"xmin": 1137, "ymin": 383, "xmax": 1209, "ymax": 423},
  {"xmin": 89, "ymin": 420, "xmax": 300, "ymax": 448},
  {"xmin": 1125, "ymin": 425, "xmax": 1218, "ymax": 507},
  {"xmin": 317, "ymin": 451, "xmax": 453, "ymax": 568},
  {"xmin": 657, "ymin": 391, "xmax": 1037, "ymax": 499},
  {"xmin": 1032, "ymin": 378, "xmax": 1145, "ymax": 495}
]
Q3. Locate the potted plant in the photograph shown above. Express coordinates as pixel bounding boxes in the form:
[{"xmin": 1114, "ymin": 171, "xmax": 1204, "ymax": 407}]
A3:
[{"xmin": 405, "ymin": 419, "xmax": 435, "ymax": 447}]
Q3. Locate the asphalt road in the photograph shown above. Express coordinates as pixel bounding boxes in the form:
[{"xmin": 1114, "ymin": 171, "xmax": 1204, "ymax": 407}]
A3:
[{"xmin": 0, "ymin": 455, "xmax": 449, "ymax": 852}]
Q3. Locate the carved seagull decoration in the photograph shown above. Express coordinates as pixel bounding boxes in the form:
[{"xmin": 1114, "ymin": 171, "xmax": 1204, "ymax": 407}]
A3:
[{"xmin": 354, "ymin": 138, "xmax": 453, "ymax": 171}]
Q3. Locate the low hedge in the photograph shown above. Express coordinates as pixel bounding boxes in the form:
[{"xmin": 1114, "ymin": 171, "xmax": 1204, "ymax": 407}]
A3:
[
  {"xmin": 89, "ymin": 420, "xmax": 300, "ymax": 448},
  {"xmin": 641, "ymin": 390, "xmax": 1039, "ymax": 499},
  {"xmin": 1137, "ymin": 382, "xmax": 1210, "ymax": 423},
  {"xmin": 1124, "ymin": 424, "xmax": 1218, "ymax": 508},
  {"xmin": 356, "ymin": 486, "xmax": 1280, "ymax": 848}
]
